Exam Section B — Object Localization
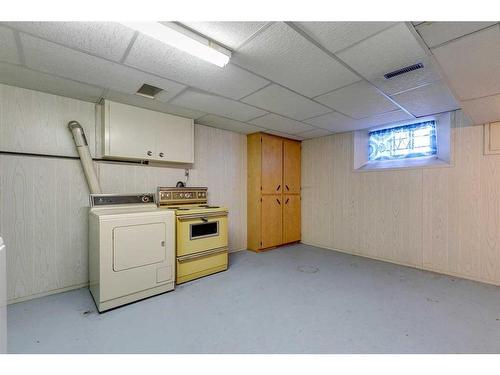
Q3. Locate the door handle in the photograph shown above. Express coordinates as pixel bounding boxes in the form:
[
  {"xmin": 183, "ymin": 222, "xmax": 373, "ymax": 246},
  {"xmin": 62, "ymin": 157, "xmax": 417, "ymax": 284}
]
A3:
[
  {"xmin": 276, "ymin": 198, "xmax": 281, "ymax": 205},
  {"xmin": 286, "ymin": 184, "xmax": 289, "ymax": 191},
  {"xmin": 285, "ymin": 198, "xmax": 289, "ymax": 204},
  {"xmin": 276, "ymin": 184, "xmax": 281, "ymax": 191}
]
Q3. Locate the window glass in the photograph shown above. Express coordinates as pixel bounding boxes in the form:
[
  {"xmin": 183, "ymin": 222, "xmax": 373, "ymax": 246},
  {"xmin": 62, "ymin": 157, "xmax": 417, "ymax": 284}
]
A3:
[{"xmin": 368, "ymin": 120, "xmax": 437, "ymax": 161}]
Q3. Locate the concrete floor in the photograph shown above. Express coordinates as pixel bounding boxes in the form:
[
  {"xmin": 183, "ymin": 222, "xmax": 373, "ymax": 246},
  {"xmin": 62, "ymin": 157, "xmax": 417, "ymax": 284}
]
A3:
[{"xmin": 7, "ymin": 244, "xmax": 500, "ymax": 353}]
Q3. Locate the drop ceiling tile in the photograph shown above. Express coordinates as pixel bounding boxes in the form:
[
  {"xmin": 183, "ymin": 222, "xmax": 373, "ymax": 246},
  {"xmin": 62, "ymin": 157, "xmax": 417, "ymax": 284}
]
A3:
[
  {"xmin": 298, "ymin": 128, "xmax": 334, "ymax": 139},
  {"xmin": 295, "ymin": 21, "xmax": 395, "ymax": 53},
  {"xmin": 104, "ymin": 90, "xmax": 206, "ymax": 119},
  {"xmin": 233, "ymin": 22, "xmax": 360, "ymax": 98},
  {"xmin": 337, "ymin": 23, "xmax": 427, "ymax": 81},
  {"xmin": 180, "ymin": 22, "xmax": 268, "ymax": 49},
  {"xmin": 416, "ymin": 22, "xmax": 498, "ymax": 48},
  {"xmin": 4, "ymin": 22, "xmax": 135, "ymax": 61},
  {"xmin": 432, "ymin": 24, "xmax": 500, "ymax": 101},
  {"xmin": 249, "ymin": 113, "xmax": 315, "ymax": 134},
  {"xmin": 304, "ymin": 111, "xmax": 358, "ymax": 132},
  {"xmin": 371, "ymin": 55, "xmax": 442, "ymax": 96},
  {"xmin": 315, "ymin": 81, "xmax": 398, "ymax": 119},
  {"xmin": 195, "ymin": 114, "xmax": 264, "ymax": 134},
  {"xmin": 356, "ymin": 109, "xmax": 414, "ymax": 128},
  {"xmin": 262, "ymin": 130, "xmax": 305, "ymax": 141},
  {"xmin": 0, "ymin": 62, "xmax": 104, "ymax": 102},
  {"xmin": 0, "ymin": 26, "xmax": 20, "ymax": 64},
  {"xmin": 170, "ymin": 90, "xmax": 266, "ymax": 122},
  {"xmin": 124, "ymin": 33, "xmax": 269, "ymax": 100},
  {"xmin": 391, "ymin": 81, "xmax": 459, "ymax": 117},
  {"xmin": 21, "ymin": 34, "xmax": 186, "ymax": 100},
  {"xmin": 242, "ymin": 84, "xmax": 330, "ymax": 121},
  {"xmin": 461, "ymin": 93, "xmax": 500, "ymax": 125}
]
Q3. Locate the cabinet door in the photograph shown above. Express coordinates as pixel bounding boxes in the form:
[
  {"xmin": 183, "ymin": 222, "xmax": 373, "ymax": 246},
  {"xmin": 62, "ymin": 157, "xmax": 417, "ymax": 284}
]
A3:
[
  {"xmin": 106, "ymin": 101, "xmax": 157, "ymax": 160},
  {"xmin": 155, "ymin": 115, "xmax": 194, "ymax": 163},
  {"xmin": 261, "ymin": 135, "xmax": 283, "ymax": 194},
  {"xmin": 283, "ymin": 140, "xmax": 301, "ymax": 194},
  {"xmin": 261, "ymin": 195, "xmax": 283, "ymax": 249},
  {"xmin": 283, "ymin": 195, "xmax": 301, "ymax": 243}
]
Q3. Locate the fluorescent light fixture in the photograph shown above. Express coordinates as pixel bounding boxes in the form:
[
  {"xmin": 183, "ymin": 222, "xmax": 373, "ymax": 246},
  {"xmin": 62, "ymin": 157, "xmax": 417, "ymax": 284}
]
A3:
[{"xmin": 121, "ymin": 22, "xmax": 231, "ymax": 67}]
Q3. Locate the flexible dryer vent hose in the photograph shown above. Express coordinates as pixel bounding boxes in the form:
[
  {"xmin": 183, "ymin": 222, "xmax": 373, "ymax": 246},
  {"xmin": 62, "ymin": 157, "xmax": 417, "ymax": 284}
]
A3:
[{"xmin": 68, "ymin": 121, "xmax": 102, "ymax": 194}]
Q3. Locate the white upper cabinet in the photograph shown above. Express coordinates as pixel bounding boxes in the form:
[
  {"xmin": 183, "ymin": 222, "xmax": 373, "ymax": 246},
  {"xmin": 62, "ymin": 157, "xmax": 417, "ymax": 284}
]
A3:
[{"xmin": 102, "ymin": 100, "xmax": 194, "ymax": 163}]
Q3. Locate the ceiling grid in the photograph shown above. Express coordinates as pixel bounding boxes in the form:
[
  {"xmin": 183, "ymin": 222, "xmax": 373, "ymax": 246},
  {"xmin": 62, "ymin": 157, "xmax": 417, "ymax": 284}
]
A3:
[{"xmin": 0, "ymin": 21, "xmax": 495, "ymax": 138}]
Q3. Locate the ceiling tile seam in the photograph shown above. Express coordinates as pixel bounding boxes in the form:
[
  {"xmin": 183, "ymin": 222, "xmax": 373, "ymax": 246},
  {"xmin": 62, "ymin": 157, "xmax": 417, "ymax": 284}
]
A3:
[
  {"xmin": 236, "ymin": 82, "xmax": 273, "ymax": 101},
  {"xmin": 389, "ymin": 79, "xmax": 443, "ymax": 97},
  {"xmin": 229, "ymin": 60, "xmax": 339, "ymax": 111},
  {"xmin": 285, "ymin": 21, "xmax": 418, "ymax": 119},
  {"xmin": 163, "ymin": 85, "xmax": 191, "ymax": 103},
  {"xmin": 6, "ymin": 26, "xmax": 195, "ymax": 94},
  {"xmin": 423, "ymin": 22, "xmax": 500, "ymax": 50},
  {"xmin": 308, "ymin": 21, "xmax": 399, "ymax": 56},
  {"xmin": 195, "ymin": 113, "xmax": 263, "ymax": 128},
  {"xmin": 406, "ymin": 22, "xmax": 465, "ymax": 109},
  {"xmin": 119, "ymin": 31, "xmax": 139, "ymax": 63},
  {"xmin": 0, "ymin": 60, "xmax": 108, "ymax": 100},
  {"xmin": 12, "ymin": 29, "xmax": 26, "ymax": 66},
  {"xmin": 170, "ymin": 85, "xmax": 326, "ymax": 129},
  {"xmin": 232, "ymin": 22, "xmax": 276, "ymax": 51},
  {"xmin": 311, "ymin": 79, "xmax": 364, "ymax": 100},
  {"xmin": 460, "ymin": 91, "xmax": 500, "ymax": 103}
]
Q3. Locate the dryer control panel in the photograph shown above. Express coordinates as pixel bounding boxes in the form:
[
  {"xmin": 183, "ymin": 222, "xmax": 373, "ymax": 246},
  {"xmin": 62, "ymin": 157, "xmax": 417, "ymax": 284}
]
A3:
[{"xmin": 90, "ymin": 193, "xmax": 155, "ymax": 207}]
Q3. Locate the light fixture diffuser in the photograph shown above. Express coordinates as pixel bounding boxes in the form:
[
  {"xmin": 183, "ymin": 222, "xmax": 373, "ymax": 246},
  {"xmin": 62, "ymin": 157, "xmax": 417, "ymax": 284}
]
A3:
[{"xmin": 121, "ymin": 22, "xmax": 231, "ymax": 67}]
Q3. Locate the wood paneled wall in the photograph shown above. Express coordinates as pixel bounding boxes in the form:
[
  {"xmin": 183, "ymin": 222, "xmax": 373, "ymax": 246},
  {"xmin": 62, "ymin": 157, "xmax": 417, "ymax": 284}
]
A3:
[
  {"xmin": 0, "ymin": 84, "xmax": 247, "ymax": 303},
  {"xmin": 302, "ymin": 111, "xmax": 500, "ymax": 286}
]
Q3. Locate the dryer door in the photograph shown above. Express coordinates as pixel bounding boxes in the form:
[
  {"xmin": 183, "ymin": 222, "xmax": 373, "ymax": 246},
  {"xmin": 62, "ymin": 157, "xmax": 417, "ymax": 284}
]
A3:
[{"xmin": 113, "ymin": 223, "xmax": 166, "ymax": 271}]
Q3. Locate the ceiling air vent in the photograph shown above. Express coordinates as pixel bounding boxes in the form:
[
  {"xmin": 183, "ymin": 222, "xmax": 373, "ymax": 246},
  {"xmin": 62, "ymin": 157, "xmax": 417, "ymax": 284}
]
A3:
[
  {"xmin": 136, "ymin": 84, "xmax": 164, "ymax": 99},
  {"xmin": 384, "ymin": 63, "xmax": 424, "ymax": 79}
]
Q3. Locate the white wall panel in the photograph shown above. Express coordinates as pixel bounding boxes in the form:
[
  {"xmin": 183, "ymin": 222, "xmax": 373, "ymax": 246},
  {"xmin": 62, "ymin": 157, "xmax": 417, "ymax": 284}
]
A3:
[
  {"xmin": 0, "ymin": 84, "xmax": 96, "ymax": 157},
  {"xmin": 1, "ymin": 86, "xmax": 247, "ymax": 303},
  {"xmin": 302, "ymin": 112, "xmax": 500, "ymax": 286}
]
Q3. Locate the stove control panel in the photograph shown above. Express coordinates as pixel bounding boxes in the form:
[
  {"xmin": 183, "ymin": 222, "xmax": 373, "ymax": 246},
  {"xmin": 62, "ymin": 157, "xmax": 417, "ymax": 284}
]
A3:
[{"xmin": 157, "ymin": 187, "xmax": 208, "ymax": 206}]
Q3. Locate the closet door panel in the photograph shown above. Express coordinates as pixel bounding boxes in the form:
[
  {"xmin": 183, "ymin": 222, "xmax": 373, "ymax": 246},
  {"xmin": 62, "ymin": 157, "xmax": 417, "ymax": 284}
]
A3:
[
  {"xmin": 283, "ymin": 140, "xmax": 301, "ymax": 194},
  {"xmin": 261, "ymin": 135, "xmax": 283, "ymax": 195},
  {"xmin": 283, "ymin": 195, "xmax": 301, "ymax": 243},
  {"xmin": 261, "ymin": 195, "xmax": 283, "ymax": 248}
]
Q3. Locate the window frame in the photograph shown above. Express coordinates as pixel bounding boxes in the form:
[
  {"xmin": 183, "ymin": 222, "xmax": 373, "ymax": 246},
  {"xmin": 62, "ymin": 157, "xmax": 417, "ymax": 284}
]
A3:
[{"xmin": 353, "ymin": 113, "xmax": 453, "ymax": 171}]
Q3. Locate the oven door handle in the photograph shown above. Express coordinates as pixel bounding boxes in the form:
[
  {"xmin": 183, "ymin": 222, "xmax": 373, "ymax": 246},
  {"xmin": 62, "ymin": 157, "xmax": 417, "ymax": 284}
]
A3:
[
  {"xmin": 177, "ymin": 212, "xmax": 228, "ymax": 221},
  {"xmin": 177, "ymin": 246, "xmax": 228, "ymax": 263}
]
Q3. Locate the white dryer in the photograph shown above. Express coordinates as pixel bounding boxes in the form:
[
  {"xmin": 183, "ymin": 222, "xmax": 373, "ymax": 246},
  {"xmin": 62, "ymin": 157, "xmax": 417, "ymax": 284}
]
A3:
[{"xmin": 89, "ymin": 193, "xmax": 175, "ymax": 312}]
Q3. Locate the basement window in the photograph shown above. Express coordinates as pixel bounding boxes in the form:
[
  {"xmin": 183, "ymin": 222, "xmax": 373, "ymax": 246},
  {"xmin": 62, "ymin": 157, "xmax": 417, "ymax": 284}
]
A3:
[
  {"xmin": 353, "ymin": 113, "xmax": 452, "ymax": 171},
  {"xmin": 368, "ymin": 120, "xmax": 437, "ymax": 161}
]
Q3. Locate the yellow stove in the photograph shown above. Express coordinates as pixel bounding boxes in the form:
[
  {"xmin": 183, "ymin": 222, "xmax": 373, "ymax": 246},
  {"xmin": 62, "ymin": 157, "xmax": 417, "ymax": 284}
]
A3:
[{"xmin": 157, "ymin": 187, "xmax": 228, "ymax": 284}]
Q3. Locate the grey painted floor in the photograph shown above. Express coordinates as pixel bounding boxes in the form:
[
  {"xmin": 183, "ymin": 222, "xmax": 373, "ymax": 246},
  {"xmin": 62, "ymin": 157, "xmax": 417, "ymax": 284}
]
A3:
[{"xmin": 7, "ymin": 244, "xmax": 500, "ymax": 353}]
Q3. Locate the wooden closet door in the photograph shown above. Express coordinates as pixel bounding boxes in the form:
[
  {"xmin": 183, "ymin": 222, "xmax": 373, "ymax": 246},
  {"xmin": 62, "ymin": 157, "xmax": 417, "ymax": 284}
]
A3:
[
  {"xmin": 261, "ymin": 195, "xmax": 283, "ymax": 248},
  {"xmin": 261, "ymin": 135, "xmax": 283, "ymax": 195},
  {"xmin": 283, "ymin": 195, "xmax": 301, "ymax": 243},
  {"xmin": 283, "ymin": 140, "xmax": 301, "ymax": 194}
]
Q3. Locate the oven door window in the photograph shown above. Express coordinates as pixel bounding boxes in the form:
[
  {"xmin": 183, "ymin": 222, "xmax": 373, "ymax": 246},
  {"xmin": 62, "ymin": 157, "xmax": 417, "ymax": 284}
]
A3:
[{"xmin": 190, "ymin": 221, "xmax": 219, "ymax": 240}]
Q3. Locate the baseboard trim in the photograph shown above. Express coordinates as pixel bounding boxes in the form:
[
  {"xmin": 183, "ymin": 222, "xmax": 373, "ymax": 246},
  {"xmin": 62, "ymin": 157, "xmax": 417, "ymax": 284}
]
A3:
[
  {"xmin": 7, "ymin": 282, "xmax": 89, "ymax": 305},
  {"xmin": 301, "ymin": 241, "xmax": 500, "ymax": 288}
]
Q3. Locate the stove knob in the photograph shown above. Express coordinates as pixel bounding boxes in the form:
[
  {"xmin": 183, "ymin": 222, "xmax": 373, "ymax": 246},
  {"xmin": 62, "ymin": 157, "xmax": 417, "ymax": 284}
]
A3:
[
  {"xmin": 180, "ymin": 193, "xmax": 184, "ymax": 198},
  {"xmin": 185, "ymin": 192, "xmax": 191, "ymax": 198}
]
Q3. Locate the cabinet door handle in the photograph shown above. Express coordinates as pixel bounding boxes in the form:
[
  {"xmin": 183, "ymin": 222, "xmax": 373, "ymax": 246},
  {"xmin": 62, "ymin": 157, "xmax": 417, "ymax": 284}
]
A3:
[
  {"xmin": 285, "ymin": 198, "xmax": 289, "ymax": 204},
  {"xmin": 286, "ymin": 184, "xmax": 289, "ymax": 191},
  {"xmin": 147, "ymin": 150, "xmax": 152, "ymax": 156},
  {"xmin": 276, "ymin": 198, "xmax": 281, "ymax": 205},
  {"xmin": 159, "ymin": 152, "xmax": 164, "ymax": 158},
  {"xmin": 276, "ymin": 184, "xmax": 281, "ymax": 191}
]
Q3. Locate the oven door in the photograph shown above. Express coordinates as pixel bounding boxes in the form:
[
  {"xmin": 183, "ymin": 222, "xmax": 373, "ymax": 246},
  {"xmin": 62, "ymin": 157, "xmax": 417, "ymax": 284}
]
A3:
[{"xmin": 176, "ymin": 212, "xmax": 228, "ymax": 256}]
